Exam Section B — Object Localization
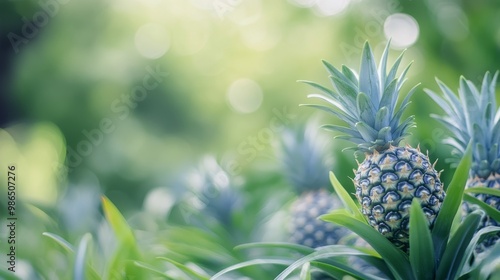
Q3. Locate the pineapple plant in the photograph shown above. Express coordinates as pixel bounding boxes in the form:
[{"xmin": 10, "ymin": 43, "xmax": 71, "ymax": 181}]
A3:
[
  {"xmin": 276, "ymin": 119, "xmax": 349, "ymax": 248},
  {"xmin": 301, "ymin": 41, "xmax": 445, "ymax": 252},
  {"xmin": 426, "ymin": 71, "xmax": 500, "ymax": 250}
]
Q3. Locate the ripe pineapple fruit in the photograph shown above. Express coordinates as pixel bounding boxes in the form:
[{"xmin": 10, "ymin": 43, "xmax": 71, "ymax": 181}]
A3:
[
  {"xmin": 426, "ymin": 71, "xmax": 500, "ymax": 250},
  {"xmin": 277, "ymin": 120, "xmax": 349, "ymax": 248},
  {"xmin": 302, "ymin": 41, "xmax": 445, "ymax": 252}
]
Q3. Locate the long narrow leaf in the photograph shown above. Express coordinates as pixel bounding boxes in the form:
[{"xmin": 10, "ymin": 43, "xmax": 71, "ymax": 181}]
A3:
[
  {"xmin": 42, "ymin": 232, "xmax": 75, "ymax": 253},
  {"xmin": 329, "ymin": 172, "xmax": 365, "ymax": 222},
  {"xmin": 463, "ymin": 194, "xmax": 500, "ymax": 223},
  {"xmin": 409, "ymin": 199, "xmax": 435, "ymax": 280},
  {"xmin": 299, "ymin": 262, "xmax": 311, "ymax": 280},
  {"xmin": 234, "ymin": 242, "xmax": 314, "ymax": 255},
  {"xmin": 211, "ymin": 259, "xmax": 292, "ymax": 280},
  {"xmin": 133, "ymin": 261, "xmax": 175, "ymax": 279},
  {"xmin": 464, "ymin": 187, "xmax": 500, "ymax": 197},
  {"xmin": 157, "ymin": 257, "xmax": 209, "ymax": 280},
  {"xmin": 275, "ymin": 245, "xmax": 376, "ymax": 280},
  {"xmin": 436, "ymin": 210, "xmax": 482, "ymax": 280},
  {"xmin": 432, "ymin": 143, "xmax": 472, "ymax": 264},
  {"xmin": 321, "ymin": 213, "xmax": 413, "ymax": 280}
]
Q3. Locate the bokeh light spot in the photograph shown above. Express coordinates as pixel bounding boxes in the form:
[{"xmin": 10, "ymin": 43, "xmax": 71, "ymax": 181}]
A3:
[
  {"xmin": 135, "ymin": 23, "xmax": 170, "ymax": 59},
  {"xmin": 384, "ymin": 13, "xmax": 420, "ymax": 49},
  {"xmin": 227, "ymin": 78, "xmax": 263, "ymax": 114}
]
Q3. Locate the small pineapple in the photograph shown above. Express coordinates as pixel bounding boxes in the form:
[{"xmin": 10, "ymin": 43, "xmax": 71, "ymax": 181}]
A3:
[
  {"xmin": 426, "ymin": 71, "xmax": 500, "ymax": 250},
  {"xmin": 277, "ymin": 120, "xmax": 349, "ymax": 248},
  {"xmin": 302, "ymin": 41, "xmax": 445, "ymax": 252}
]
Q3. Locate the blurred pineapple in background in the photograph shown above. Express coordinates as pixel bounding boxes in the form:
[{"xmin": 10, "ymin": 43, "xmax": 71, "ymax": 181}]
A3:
[
  {"xmin": 276, "ymin": 118, "xmax": 350, "ymax": 248},
  {"xmin": 426, "ymin": 71, "xmax": 500, "ymax": 251}
]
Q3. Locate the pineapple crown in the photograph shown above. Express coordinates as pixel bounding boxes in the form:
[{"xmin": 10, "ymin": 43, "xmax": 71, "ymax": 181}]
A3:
[
  {"xmin": 426, "ymin": 71, "xmax": 500, "ymax": 179},
  {"xmin": 276, "ymin": 118, "xmax": 333, "ymax": 193},
  {"xmin": 185, "ymin": 156, "xmax": 243, "ymax": 225},
  {"xmin": 301, "ymin": 41, "xmax": 418, "ymax": 153}
]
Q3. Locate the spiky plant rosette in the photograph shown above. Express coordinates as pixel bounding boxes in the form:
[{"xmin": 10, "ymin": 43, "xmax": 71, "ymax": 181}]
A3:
[
  {"xmin": 426, "ymin": 72, "xmax": 500, "ymax": 251},
  {"xmin": 276, "ymin": 119, "xmax": 350, "ymax": 248},
  {"xmin": 300, "ymin": 41, "xmax": 444, "ymax": 252},
  {"xmin": 183, "ymin": 155, "xmax": 244, "ymax": 228}
]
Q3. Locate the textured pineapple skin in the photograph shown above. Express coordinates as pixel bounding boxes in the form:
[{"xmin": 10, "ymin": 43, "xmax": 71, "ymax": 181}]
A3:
[
  {"xmin": 289, "ymin": 189, "xmax": 349, "ymax": 248},
  {"xmin": 354, "ymin": 146, "xmax": 445, "ymax": 252},
  {"xmin": 463, "ymin": 173, "xmax": 500, "ymax": 251}
]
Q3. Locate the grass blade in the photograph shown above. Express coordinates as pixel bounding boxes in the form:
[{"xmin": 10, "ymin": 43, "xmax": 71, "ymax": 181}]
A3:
[
  {"xmin": 321, "ymin": 213, "xmax": 413, "ymax": 280},
  {"xmin": 432, "ymin": 143, "xmax": 472, "ymax": 265},
  {"xmin": 329, "ymin": 172, "xmax": 365, "ymax": 222},
  {"xmin": 409, "ymin": 199, "xmax": 435, "ymax": 280},
  {"xmin": 436, "ymin": 210, "xmax": 482, "ymax": 280},
  {"xmin": 74, "ymin": 233, "xmax": 95, "ymax": 280}
]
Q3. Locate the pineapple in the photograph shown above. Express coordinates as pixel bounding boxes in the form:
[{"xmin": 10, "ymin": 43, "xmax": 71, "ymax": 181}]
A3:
[
  {"xmin": 277, "ymin": 120, "xmax": 349, "ymax": 248},
  {"xmin": 302, "ymin": 41, "xmax": 445, "ymax": 252},
  {"xmin": 426, "ymin": 71, "xmax": 500, "ymax": 250}
]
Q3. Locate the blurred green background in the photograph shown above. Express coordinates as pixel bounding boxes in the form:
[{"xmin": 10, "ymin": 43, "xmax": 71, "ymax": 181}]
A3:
[{"xmin": 0, "ymin": 0, "xmax": 499, "ymax": 278}]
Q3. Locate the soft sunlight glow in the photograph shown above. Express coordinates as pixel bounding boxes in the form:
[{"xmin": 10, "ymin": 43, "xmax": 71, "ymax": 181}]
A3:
[
  {"xmin": 315, "ymin": 0, "xmax": 350, "ymax": 16},
  {"xmin": 384, "ymin": 13, "xmax": 420, "ymax": 49},
  {"xmin": 227, "ymin": 78, "xmax": 263, "ymax": 113},
  {"xmin": 135, "ymin": 23, "xmax": 170, "ymax": 59},
  {"xmin": 144, "ymin": 188, "xmax": 175, "ymax": 217}
]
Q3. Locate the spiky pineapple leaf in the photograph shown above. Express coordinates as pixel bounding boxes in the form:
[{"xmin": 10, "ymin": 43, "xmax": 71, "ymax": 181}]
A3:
[
  {"xmin": 409, "ymin": 199, "xmax": 435, "ymax": 280},
  {"xmin": 463, "ymin": 194, "xmax": 500, "ymax": 223},
  {"xmin": 321, "ymin": 212, "xmax": 413, "ymax": 280},
  {"xmin": 329, "ymin": 172, "xmax": 365, "ymax": 222},
  {"xmin": 459, "ymin": 226, "xmax": 500, "ymax": 277},
  {"xmin": 275, "ymin": 245, "xmax": 379, "ymax": 280},
  {"xmin": 211, "ymin": 259, "xmax": 292, "ymax": 280},
  {"xmin": 436, "ymin": 210, "xmax": 482, "ymax": 280},
  {"xmin": 157, "ymin": 257, "xmax": 210, "ymax": 280},
  {"xmin": 432, "ymin": 143, "xmax": 472, "ymax": 264},
  {"xmin": 461, "ymin": 232, "xmax": 500, "ymax": 279}
]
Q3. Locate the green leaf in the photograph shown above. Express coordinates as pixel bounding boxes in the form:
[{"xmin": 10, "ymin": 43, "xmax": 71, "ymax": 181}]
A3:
[
  {"xmin": 409, "ymin": 199, "xmax": 435, "ymax": 280},
  {"xmin": 211, "ymin": 259, "xmax": 292, "ymax": 280},
  {"xmin": 299, "ymin": 262, "xmax": 311, "ymax": 280},
  {"xmin": 321, "ymin": 212, "xmax": 413, "ymax": 280},
  {"xmin": 329, "ymin": 172, "xmax": 365, "ymax": 222},
  {"xmin": 359, "ymin": 42, "xmax": 381, "ymax": 108},
  {"xmin": 436, "ymin": 210, "xmax": 482, "ymax": 280},
  {"xmin": 464, "ymin": 187, "xmax": 500, "ymax": 197},
  {"xmin": 463, "ymin": 194, "xmax": 500, "ymax": 223},
  {"xmin": 42, "ymin": 232, "xmax": 75, "ymax": 253},
  {"xmin": 101, "ymin": 196, "xmax": 142, "ymax": 280},
  {"xmin": 460, "ymin": 226, "xmax": 500, "ymax": 277},
  {"xmin": 157, "ymin": 257, "xmax": 210, "ymax": 280},
  {"xmin": 432, "ymin": 143, "xmax": 472, "ymax": 265},
  {"xmin": 133, "ymin": 261, "xmax": 175, "ymax": 279},
  {"xmin": 469, "ymin": 240, "xmax": 500, "ymax": 279},
  {"xmin": 74, "ymin": 233, "xmax": 92, "ymax": 280},
  {"xmin": 312, "ymin": 259, "xmax": 387, "ymax": 280},
  {"xmin": 234, "ymin": 242, "xmax": 314, "ymax": 255},
  {"xmin": 275, "ymin": 245, "xmax": 378, "ymax": 280}
]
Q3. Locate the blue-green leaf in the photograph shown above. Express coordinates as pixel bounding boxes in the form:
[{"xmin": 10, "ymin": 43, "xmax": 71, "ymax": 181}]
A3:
[{"xmin": 409, "ymin": 199, "xmax": 435, "ymax": 280}]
